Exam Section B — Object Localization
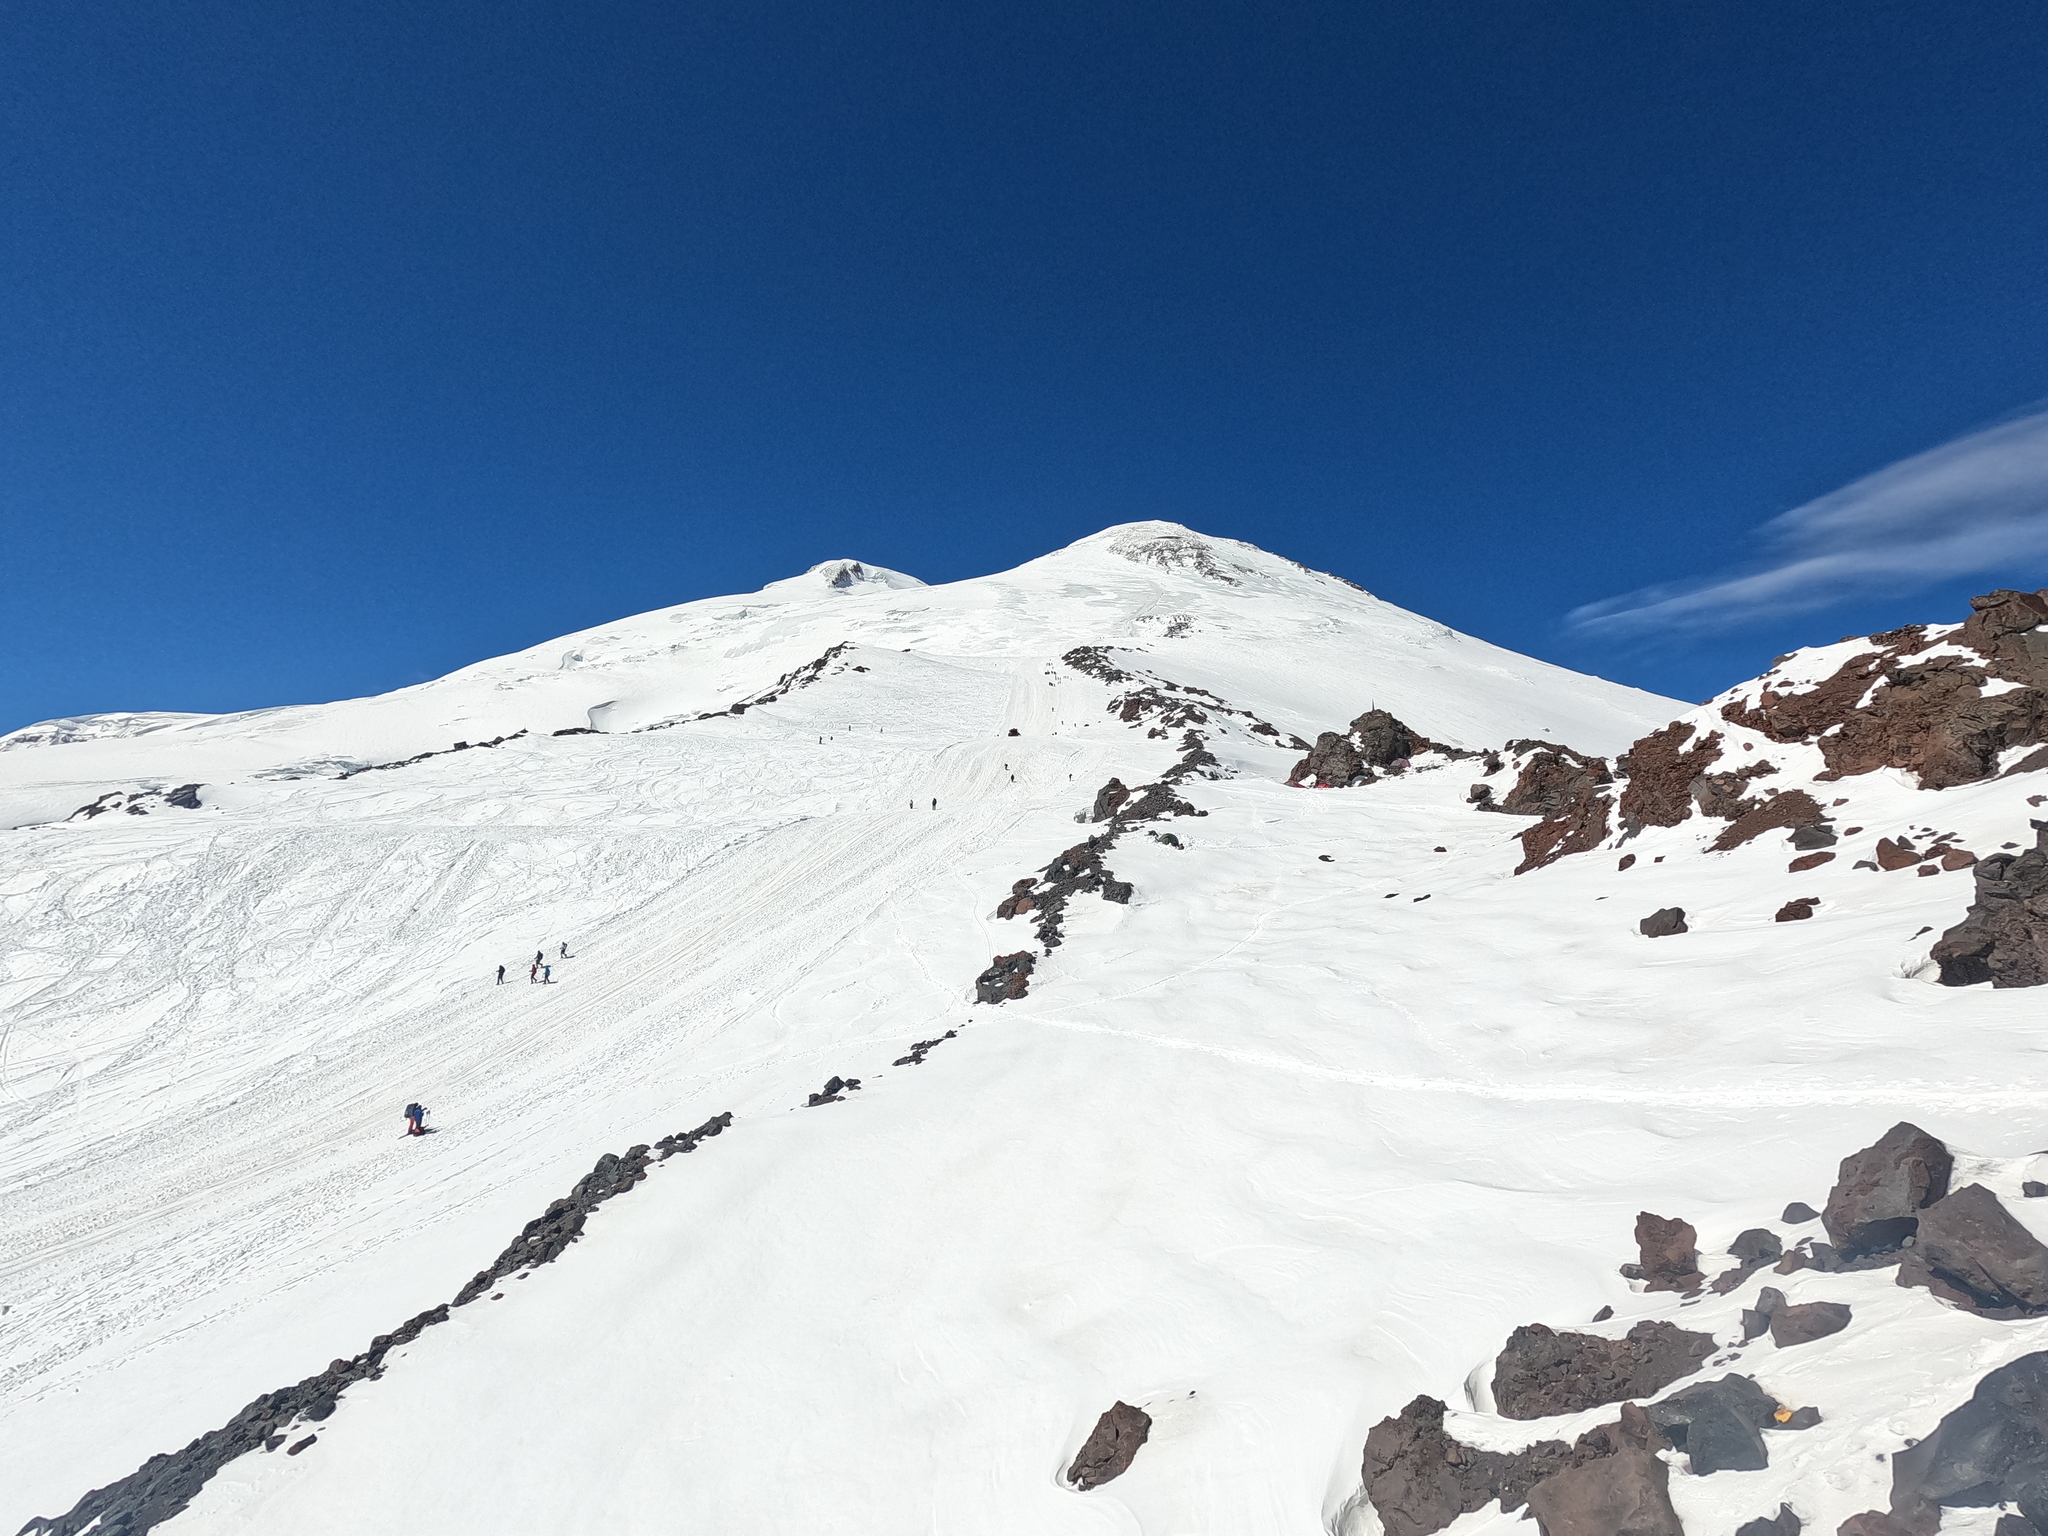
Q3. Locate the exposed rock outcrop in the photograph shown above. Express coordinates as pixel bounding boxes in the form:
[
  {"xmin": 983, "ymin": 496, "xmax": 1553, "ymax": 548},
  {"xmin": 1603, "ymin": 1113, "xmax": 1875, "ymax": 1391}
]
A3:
[
  {"xmin": 1822, "ymin": 1122, "xmax": 1954, "ymax": 1258},
  {"xmin": 1897, "ymin": 1184, "xmax": 2048, "ymax": 1317},
  {"xmin": 1933, "ymin": 822, "xmax": 2048, "ymax": 988},
  {"xmin": 974, "ymin": 952, "xmax": 1035, "ymax": 1004},
  {"xmin": 18, "ymin": 1112, "xmax": 736, "ymax": 1536},
  {"xmin": 1289, "ymin": 708, "xmax": 1430, "ymax": 786},
  {"xmin": 1066, "ymin": 1401, "xmax": 1151, "ymax": 1490},
  {"xmin": 1739, "ymin": 1505, "xmax": 1802, "ymax": 1536},
  {"xmin": 1492, "ymin": 1320, "xmax": 1715, "ymax": 1419},
  {"xmin": 1361, "ymin": 1396, "xmax": 1669, "ymax": 1536}
]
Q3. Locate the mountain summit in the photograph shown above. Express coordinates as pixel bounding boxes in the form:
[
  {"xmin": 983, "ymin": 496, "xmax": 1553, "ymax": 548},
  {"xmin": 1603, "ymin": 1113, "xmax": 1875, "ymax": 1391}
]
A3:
[{"xmin": 8, "ymin": 531, "xmax": 2048, "ymax": 1536}]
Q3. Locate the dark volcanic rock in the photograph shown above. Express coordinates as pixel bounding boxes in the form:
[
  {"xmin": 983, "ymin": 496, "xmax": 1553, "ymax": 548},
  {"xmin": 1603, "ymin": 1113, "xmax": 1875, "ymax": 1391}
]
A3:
[
  {"xmin": 1823, "ymin": 1122, "xmax": 1954, "ymax": 1258},
  {"xmin": 1640, "ymin": 907, "xmax": 1689, "ymax": 938},
  {"xmin": 1933, "ymin": 822, "xmax": 2048, "ymax": 988},
  {"xmin": 1776, "ymin": 898, "xmax": 1819, "ymax": 922},
  {"xmin": 1784, "ymin": 1202, "xmax": 1821, "ymax": 1224},
  {"xmin": 18, "ymin": 1111, "xmax": 736, "ymax": 1536},
  {"xmin": 1524, "ymin": 1448, "xmax": 1684, "ymax": 1536},
  {"xmin": 1066, "ymin": 1401, "xmax": 1151, "ymax": 1490},
  {"xmin": 974, "ymin": 951, "xmax": 1035, "ymax": 1004},
  {"xmin": 1890, "ymin": 1350, "xmax": 2048, "ymax": 1533},
  {"xmin": 1493, "ymin": 1320, "xmax": 1716, "ymax": 1420},
  {"xmin": 1731, "ymin": 1229, "xmax": 1784, "ymax": 1264},
  {"xmin": 1769, "ymin": 1302, "xmax": 1853, "ymax": 1347},
  {"xmin": 1289, "ymin": 708, "xmax": 1430, "ymax": 786},
  {"xmin": 1481, "ymin": 743, "xmax": 1615, "ymax": 874},
  {"xmin": 1738, "ymin": 1504, "xmax": 1802, "ymax": 1536},
  {"xmin": 1897, "ymin": 1184, "xmax": 2048, "ymax": 1316},
  {"xmin": 1646, "ymin": 1375, "xmax": 1779, "ymax": 1475}
]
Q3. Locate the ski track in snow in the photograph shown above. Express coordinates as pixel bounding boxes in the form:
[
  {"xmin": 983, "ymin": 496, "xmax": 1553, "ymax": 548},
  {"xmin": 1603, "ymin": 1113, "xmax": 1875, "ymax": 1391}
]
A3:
[{"xmin": 4, "ymin": 526, "xmax": 2045, "ymax": 1535}]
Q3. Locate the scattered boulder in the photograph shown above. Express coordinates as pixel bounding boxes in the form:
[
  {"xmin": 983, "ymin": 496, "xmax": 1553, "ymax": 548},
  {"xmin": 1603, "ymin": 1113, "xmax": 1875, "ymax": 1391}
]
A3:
[
  {"xmin": 1524, "ymin": 1448, "xmax": 1684, "ymax": 1536},
  {"xmin": 1792, "ymin": 823, "xmax": 1840, "ymax": 850},
  {"xmin": 1715, "ymin": 1230, "xmax": 1785, "ymax": 1293},
  {"xmin": 1776, "ymin": 898, "xmax": 1820, "ymax": 922},
  {"xmin": 1933, "ymin": 822, "xmax": 2048, "ymax": 987},
  {"xmin": 1822, "ymin": 1122, "xmax": 1954, "ymax": 1258},
  {"xmin": 1876, "ymin": 837, "xmax": 1925, "ymax": 871},
  {"xmin": 2026, "ymin": 1182, "xmax": 2048, "ymax": 1199},
  {"xmin": 974, "ymin": 952, "xmax": 1035, "ymax": 1004},
  {"xmin": 1769, "ymin": 1302, "xmax": 1852, "ymax": 1347},
  {"xmin": 1784, "ymin": 1202, "xmax": 1821, "ymax": 1224},
  {"xmin": 1640, "ymin": 907, "xmax": 1689, "ymax": 938},
  {"xmin": 804, "ymin": 1076, "xmax": 862, "ymax": 1107},
  {"xmin": 1638, "ymin": 1212, "xmax": 1706, "ymax": 1292},
  {"xmin": 1493, "ymin": 1320, "xmax": 1715, "ymax": 1419},
  {"xmin": 1897, "ymin": 1184, "xmax": 2048, "ymax": 1316},
  {"xmin": 1709, "ymin": 790, "xmax": 1830, "ymax": 854},
  {"xmin": 1890, "ymin": 1349, "xmax": 2048, "ymax": 1533},
  {"xmin": 1789, "ymin": 852, "xmax": 1837, "ymax": 873},
  {"xmin": 1646, "ymin": 1375, "xmax": 1779, "ymax": 1475},
  {"xmin": 1066, "ymin": 1401, "xmax": 1151, "ymax": 1490}
]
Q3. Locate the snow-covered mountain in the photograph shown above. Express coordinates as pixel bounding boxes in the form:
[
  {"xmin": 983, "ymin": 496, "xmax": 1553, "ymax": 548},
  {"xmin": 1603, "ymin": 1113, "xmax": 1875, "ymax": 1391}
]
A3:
[{"xmin": 8, "ymin": 524, "xmax": 2048, "ymax": 1536}]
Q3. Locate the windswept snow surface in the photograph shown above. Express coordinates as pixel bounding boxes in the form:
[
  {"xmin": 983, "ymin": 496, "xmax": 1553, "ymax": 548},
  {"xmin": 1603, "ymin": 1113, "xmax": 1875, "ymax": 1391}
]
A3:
[{"xmin": 7, "ymin": 524, "xmax": 2043, "ymax": 1535}]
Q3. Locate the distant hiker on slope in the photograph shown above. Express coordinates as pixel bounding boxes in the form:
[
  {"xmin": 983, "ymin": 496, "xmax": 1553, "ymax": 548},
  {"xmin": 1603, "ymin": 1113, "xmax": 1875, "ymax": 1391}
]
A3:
[
  {"xmin": 558, "ymin": 942, "xmax": 569, "ymax": 959},
  {"xmin": 404, "ymin": 1103, "xmax": 427, "ymax": 1136},
  {"xmin": 534, "ymin": 949, "xmax": 544, "ymax": 967},
  {"xmin": 529, "ymin": 963, "xmax": 539, "ymax": 983},
  {"xmin": 542, "ymin": 964, "xmax": 552, "ymax": 983},
  {"xmin": 496, "ymin": 964, "xmax": 506, "ymax": 985}
]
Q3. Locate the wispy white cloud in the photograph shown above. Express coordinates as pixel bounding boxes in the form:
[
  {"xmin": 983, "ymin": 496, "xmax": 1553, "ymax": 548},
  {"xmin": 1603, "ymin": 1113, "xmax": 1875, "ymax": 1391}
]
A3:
[{"xmin": 1569, "ymin": 405, "xmax": 2048, "ymax": 636}]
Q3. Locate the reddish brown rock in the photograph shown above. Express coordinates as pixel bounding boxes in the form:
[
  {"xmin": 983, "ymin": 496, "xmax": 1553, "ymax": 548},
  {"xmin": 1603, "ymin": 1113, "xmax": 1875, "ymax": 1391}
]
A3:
[
  {"xmin": 1492, "ymin": 1320, "xmax": 1715, "ymax": 1419},
  {"xmin": 1941, "ymin": 846, "xmax": 1979, "ymax": 871},
  {"xmin": 1709, "ymin": 790, "xmax": 1829, "ymax": 853},
  {"xmin": 1790, "ymin": 851, "xmax": 1837, "ymax": 873},
  {"xmin": 1776, "ymin": 898, "xmax": 1819, "ymax": 922},
  {"xmin": 1066, "ymin": 1401, "xmax": 1151, "ymax": 1489},
  {"xmin": 1769, "ymin": 1301, "xmax": 1852, "ymax": 1347},
  {"xmin": 1876, "ymin": 838, "xmax": 1923, "ymax": 871},
  {"xmin": 1822, "ymin": 1122, "xmax": 1953, "ymax": 1257},
  {"xmin": 1617, "ymin": 722, "xmax": 1724, "ymax": 829},
  {"xmin": 1637, "ymin": 1211, "xmax": 1705, "ymax": 1291},
  {"xmin": 1524, "ymin": 1448, "xmax": 1683, "ymax": 1536}
]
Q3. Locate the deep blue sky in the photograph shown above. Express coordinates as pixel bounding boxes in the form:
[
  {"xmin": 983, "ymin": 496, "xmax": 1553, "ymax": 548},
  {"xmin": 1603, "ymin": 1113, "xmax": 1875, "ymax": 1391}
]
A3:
[{"xmin": 7, "ymin": 1, "xmax": 2048, "ymax": 732}]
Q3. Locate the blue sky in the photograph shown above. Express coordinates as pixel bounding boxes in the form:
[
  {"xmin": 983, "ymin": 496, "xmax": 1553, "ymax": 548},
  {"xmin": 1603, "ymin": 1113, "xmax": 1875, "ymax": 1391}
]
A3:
[{"xmin": 6, "ymin": 1, "xmax": 2048, "ymax": 732}]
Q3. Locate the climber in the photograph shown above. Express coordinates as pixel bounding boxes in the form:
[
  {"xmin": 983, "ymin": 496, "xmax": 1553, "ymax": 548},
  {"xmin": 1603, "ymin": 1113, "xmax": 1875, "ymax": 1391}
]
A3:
[
  {"xmin": 404, "ymin": 1103, "xmax": 427, "ymax": 1136},
  {"xmin": 496, "ymin": 964, "xmax": 506, "ymax": 985}
]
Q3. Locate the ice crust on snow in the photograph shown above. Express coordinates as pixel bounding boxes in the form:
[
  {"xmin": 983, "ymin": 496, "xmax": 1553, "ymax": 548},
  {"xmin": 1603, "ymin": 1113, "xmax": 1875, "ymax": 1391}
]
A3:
[{"xmin": 4, "ymin": 523, "xmax": 2047, "ymax": 1536}]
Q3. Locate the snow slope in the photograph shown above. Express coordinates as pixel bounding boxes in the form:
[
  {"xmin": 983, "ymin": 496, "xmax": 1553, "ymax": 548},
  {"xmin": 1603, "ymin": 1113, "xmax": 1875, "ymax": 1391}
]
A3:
[{"xmin": 5, "ymin": 524, "xmax": 2043, "ymax": 1536}]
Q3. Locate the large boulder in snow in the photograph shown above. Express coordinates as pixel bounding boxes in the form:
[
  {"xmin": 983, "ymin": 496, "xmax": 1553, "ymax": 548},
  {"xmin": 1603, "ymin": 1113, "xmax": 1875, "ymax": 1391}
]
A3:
[
  {"xmin": 1897, "ymin": 1184, "xmax": 2048, "ymax": 1317},
  {"xmin": 1645, "ymin": 1375, "xmax": 1779, "ymax": 1475},
  {"xmin": 1636, "ymin": 1211, "xmax": 1706, "ymax": 1292},
  {"xmin": 1524, "ymin": 1448, "xmax": 1684, "ymax": 1536},
  {"xmin": 1640, "ymin": 908, "xmax": 1688, "ymax": 938},
  {"xmin": 1065, "ymin": 1401, "xmax": 1150, "ymax": 1490},
  {"xmin": 1769, "ymin": 1301, "xmax": 1852, "ymax": 1347},
  {"xmin": 1890, "ymin": 1350, "xmax": 2048, "ymax": 1533},
  {"xmin": 1492, "ymin": 1320, "xmax": 1715, "ymax": 1420},
  {"xmin": 1822, "ymin": 1122, "xmax": 1953, "ymax": 1258},
  {"xmin": 1933, "ymin": 823, "xmax": 2048, "ymax": 988},
  {"xmin": 1289, "ymin": 708, "xmax": 1429, "ymax": 786}
]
